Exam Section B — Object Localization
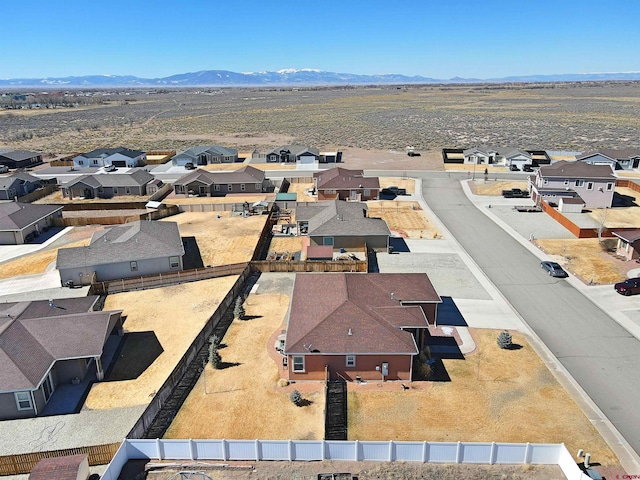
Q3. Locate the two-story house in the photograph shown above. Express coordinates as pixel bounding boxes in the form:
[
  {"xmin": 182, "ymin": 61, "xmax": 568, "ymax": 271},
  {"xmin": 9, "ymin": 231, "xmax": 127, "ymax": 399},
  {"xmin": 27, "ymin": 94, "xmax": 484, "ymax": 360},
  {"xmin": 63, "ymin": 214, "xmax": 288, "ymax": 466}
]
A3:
[{"xmin": 530, "ymin": 161, "xmax": 615, "ymax": 209}]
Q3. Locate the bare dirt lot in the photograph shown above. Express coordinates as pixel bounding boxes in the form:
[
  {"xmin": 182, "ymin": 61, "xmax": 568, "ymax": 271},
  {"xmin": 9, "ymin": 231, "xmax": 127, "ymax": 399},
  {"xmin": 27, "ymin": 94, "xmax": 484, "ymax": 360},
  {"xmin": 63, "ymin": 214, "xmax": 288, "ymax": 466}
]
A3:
[
  {"xmin": 378, "ymin": 176, "xmax": 415, "ymax": 193},
  {"xmin": 142, "ymin": 460, "xmax": 564, "ymax": 480},
  {"xmin": 470, "ymin": 180, "xmax": 530, "ymax": 196},
  {"xmin": 85, "ymin": 276, "xmax": 238, "ymax": 409},
  {"xmin": 535, "ymin": 237, "xmax": 627, "ymax": 284},
  {"xmin": 34, "ymin": 190, "xmax": 149, "ymax": 204},
  {"xmin": 5, "ymin": 83, "xmax": 640, "ymax": 159},
  {"xmin": 347, "ymin": 329, "xmax": 618, "ymax": 467},
  {"xmin": 367, "ymin": 200, "xmax": 438, "ymax": 238},
  {"xmin": 160, "ymin": 211, "xmax": 266, "ymax": 266},
  {"xmin": 164, "ymin": 292, "xmax": 325, "ymax": 440},
  {"xmin": 285, "ymin": 182, "xmax": 316, "ymax": 202}
]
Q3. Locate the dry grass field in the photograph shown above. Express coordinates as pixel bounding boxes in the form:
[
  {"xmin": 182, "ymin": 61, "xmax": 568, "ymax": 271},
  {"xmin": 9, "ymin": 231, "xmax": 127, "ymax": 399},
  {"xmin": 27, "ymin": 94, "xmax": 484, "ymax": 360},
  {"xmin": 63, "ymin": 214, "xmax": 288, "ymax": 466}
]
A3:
[
  {"xmin": 378, "ymin": 176, "xmax": 415, "ymax": 193},
  {"xmin": 347, "ymin": 329, "xmax": 618, "ymax": 466},
  {"xmin": 367, "ymin": 200, "xmax": 438, "ymax": 238},
  {"xmin": 85, "ymin": 276, "xmax": 239, "ymax": 409},
  {"xmin": 165, "ymin": 193, "xmax": 271, "ymax": 205},
  {"xmin": 470, "ymin": 180, "xmax": 530, "ymax": 196},
  {"xmin": 268, "ymin": 236, "xmax": 304, "ymax": 255},
  {"xmin": 34, "ymin": 190, "xmax": 149, "ymax": 204},
  {"xmin": 160, "ymin": 211, "xmax": 266, "ymax": 266},
  {"xmin": 285, "ymin": 182, "xmax": 316, "ymax": 202},
  {"xmin": 0, "ymin": 238, "xmax": 89, "ymax": 279},
  {"xmin": 4, "ymin": 83, "xmax": 640, "ymax": 158},
  {"xmin": 164, "ymin": 293, "xmax": 325, "ymax": 440},
  {"xmin": 586, "ymin": 187, "xmax": 640, "ymax": 227},
  {"xmin": 535, "ymin": 238, "xmax": 626, "ymax": 284}
]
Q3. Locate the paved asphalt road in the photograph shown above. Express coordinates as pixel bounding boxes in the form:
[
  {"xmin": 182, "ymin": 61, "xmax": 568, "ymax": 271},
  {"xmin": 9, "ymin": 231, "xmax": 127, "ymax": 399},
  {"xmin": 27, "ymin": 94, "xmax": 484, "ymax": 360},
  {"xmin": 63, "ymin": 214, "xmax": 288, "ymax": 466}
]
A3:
[{"xmin": 416, "ymin": 173, "xmax": 640, "ymax": 457}]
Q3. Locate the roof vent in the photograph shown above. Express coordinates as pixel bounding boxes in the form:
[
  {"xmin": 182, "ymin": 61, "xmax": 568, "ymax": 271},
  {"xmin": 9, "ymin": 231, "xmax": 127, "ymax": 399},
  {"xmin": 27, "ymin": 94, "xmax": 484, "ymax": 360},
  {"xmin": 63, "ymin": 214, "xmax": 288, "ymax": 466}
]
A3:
[
  {"xmin": 348, "ymin": 328, "xmax": 353, "ymax": 336},
  {"xmin": 391, "ymin": 292, "xmax": 395, "ymax": 300}
]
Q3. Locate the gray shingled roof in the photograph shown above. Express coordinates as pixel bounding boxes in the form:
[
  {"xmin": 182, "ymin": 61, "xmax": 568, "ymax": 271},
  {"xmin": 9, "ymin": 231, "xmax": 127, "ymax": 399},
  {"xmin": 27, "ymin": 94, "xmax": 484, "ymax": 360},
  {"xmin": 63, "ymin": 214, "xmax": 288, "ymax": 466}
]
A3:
[
  {"xmin": 0, "ymin": 202, "xmax": 63, "ymax": 231},
  {"xmin": 0, "ymin": 297, "xmax": 121, "ymax": 392},
  {"xmin": 62, "ymin": 170, "xmax": 154, "ymax": 189},
  {"xmin": 539, "ymin": 161, "xmax": 614, "ymax": 179},
  {"xmin": 296, "ymin": 200, "xmax": 390, "ymax": 237},
  {"xmin": 268, "ymin": 145, "xmax": 319, "ymax": 156},
  {"xmin": 313, "ymin": 167, "xmax": 379, "ymax": 190},
  {"xmin": 0, "ymin": 172, "xmax": 42, "ymax": 190},
  {"xmin": 285, "ymin": 273, "xmax": 441, "ymax": 355},
  {"xmin": 0, "ymin": 149, "xmax": 41, "ymax": 161},
  {"xmin": 174, "ymin": 145, "xmax": 238, "ymax": 160},
  {"xmin": 174, "ymin": 165, "xmax": 264, "ymax": 187},
  {"xmin": 80, "ymin": 147, "xmax": 144, "ymax": 159},
  {"xmin": 56, "ymin": 220, "xmax": 184, "ymax": 269}
]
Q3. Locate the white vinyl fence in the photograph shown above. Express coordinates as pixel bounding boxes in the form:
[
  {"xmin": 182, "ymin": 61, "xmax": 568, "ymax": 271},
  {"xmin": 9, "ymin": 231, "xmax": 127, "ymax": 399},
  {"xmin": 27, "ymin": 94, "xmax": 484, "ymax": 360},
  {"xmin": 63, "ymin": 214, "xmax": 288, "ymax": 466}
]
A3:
[{"xmin": 101, "ymin": 439, "xmax": 591, "ymax": 480}]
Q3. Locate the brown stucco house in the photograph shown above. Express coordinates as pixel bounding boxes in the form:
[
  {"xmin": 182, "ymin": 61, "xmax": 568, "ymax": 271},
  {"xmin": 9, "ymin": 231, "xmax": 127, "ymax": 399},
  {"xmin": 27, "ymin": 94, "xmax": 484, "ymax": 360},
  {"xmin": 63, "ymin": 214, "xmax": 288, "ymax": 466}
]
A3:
[
  {"xmin": 613, "ymin": 230, "xmax": 640, "ymax": 261},
  {"xmin": 313, "ymin": 167, "xmax": 380, "ymax": 201},
  {"xmin": 0, "ymin": 296, "xmax": 123, "ymax": 420},
  {"xmin": 284, "ymin": 273, "xmax": 442, "ymax": 382}
]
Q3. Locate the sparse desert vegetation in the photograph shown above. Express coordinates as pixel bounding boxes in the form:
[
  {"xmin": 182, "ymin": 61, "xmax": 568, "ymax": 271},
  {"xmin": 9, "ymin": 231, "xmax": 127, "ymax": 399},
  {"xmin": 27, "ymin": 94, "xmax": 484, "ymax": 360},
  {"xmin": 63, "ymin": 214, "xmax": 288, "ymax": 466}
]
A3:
[{"xmin": 3, "ymin": 83, "xmax": 640, "ymax": 156}]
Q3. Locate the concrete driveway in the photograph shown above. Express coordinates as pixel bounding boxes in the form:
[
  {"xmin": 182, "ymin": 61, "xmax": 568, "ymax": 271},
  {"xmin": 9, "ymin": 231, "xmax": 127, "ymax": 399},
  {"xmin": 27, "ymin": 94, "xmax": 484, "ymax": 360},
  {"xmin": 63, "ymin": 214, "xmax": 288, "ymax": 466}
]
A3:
[{"xmin": 0, "ymin": 270, "xmax": 62, "ymax": 296}]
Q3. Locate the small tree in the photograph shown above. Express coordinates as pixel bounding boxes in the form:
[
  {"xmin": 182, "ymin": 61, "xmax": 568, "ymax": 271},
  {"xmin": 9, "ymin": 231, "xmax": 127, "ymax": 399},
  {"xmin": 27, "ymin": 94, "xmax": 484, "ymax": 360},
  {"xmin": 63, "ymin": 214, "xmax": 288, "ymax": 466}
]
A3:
[
  {"xmin": 210, "ymin": 334, "xmax": 221, "ymax": 349},
  {"xmin": 497, "ymin": 330, "xmax": 513, "ymax": 349},
  {"xmin": 290, "ymin": 389, "xmax": 303, "ymax": 406},
  {"xmin": 209, "ymin": 349, "xmax": 221, "ymax": 369},
  {"xmin": 234, "ymin": 297, "xmax": 246, "ymax": 320}
]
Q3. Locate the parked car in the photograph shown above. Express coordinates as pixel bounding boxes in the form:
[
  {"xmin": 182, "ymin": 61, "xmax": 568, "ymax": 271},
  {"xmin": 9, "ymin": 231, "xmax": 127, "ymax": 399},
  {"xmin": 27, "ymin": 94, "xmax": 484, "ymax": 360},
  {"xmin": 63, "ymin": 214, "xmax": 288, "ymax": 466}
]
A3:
[
  {"xmin": 509, "ymin": 165, "xmax": 520, "ymax": 171},
  {"xmin": 184, "ymin": 162, "xmax": 196, "ymax": 170},
  {"xmin": 614, "ymin": 277, "xmax": 640, "ymax": 296},
  {"xmin": 501, "ymin": 188, "xmax": 529, "ymax": 198},
  {"xmin": 541, "ymin": 261, "xmax": 569, "ymax": 277},
  {"xmin": 0, "ymin": 165, "xmax": 8, "ymax": 173},
  {"xmin": 523, "ymin": 165, "xmax": 534, "ymax": 172}
]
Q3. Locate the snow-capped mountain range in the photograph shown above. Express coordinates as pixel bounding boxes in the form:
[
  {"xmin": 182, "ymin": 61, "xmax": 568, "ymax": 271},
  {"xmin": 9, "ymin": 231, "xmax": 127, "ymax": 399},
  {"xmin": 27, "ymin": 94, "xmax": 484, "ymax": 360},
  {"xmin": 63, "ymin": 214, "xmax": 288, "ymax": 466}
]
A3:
[{"xmin": 2, "ymin": 69, "xmax": 640, "ymax": 87}]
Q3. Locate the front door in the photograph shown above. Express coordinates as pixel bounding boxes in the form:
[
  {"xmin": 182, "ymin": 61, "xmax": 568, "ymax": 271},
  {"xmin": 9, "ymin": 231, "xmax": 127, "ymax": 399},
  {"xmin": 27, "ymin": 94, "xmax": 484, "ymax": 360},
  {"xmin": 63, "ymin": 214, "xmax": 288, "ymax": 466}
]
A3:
[{"xmin": 42, "ymin": 372, "xmax": 55, "ymax": 403}]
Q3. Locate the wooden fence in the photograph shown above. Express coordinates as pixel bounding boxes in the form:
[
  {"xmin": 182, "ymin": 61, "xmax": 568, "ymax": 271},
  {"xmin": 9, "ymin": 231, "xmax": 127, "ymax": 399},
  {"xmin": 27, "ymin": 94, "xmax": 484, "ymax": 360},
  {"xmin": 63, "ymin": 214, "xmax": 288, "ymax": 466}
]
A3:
[
  {"xmin": 16, "ymin": 184, "xmax": 59, "ymax": 203},
  {"xmin": 252, "ymin": 259, "xmax": 367, "ymax": 273},
  {"xmin": 51, "ymin": 205, "xmax": 180, "ymax": 227},
  {"xmin": 616, "ymin": 178, "xmax": 640, "ymax": 192},
  {"xmin": 89, "ymin": 262, "xmax": 248, "ymax": 295},
  {"xmin": 126, "ymin": 264, "xmax": 252, "ymax": 439},
  {"xmin": 0, "ymin": 443, "xmax": 120, "ymax": 476}
]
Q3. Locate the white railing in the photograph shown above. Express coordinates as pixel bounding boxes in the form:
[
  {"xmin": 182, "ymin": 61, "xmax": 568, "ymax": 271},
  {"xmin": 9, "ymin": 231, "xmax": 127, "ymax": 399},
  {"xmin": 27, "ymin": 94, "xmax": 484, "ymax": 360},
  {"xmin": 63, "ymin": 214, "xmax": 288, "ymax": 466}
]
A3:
[{"xmin": 100, "ymin": 439, "xmax": 591, "ymax": 480}]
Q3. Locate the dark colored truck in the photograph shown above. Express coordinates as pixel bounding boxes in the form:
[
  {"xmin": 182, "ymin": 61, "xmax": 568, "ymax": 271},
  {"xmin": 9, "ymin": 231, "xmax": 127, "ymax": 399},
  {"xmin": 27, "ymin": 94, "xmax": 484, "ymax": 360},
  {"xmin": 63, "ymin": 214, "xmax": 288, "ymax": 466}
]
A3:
[{"xmin": 501, "ymin": 188, "xmax": 529, "ymax": 198}]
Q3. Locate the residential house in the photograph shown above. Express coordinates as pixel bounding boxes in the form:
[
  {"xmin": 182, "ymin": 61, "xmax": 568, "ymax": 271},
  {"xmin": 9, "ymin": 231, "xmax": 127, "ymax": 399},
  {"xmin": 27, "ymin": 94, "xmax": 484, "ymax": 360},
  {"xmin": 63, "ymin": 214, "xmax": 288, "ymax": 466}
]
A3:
[
  {"xmin": 313, "ymin": 167, "xmax": 379, "ymax": 201},
  {"xmin": 56, "ymin": 220, "xmax": 184, "ymax": 285},
  {"xmin": 172, "ymin": 146, "xmax": 238, "ymax": 166},
  {"xmin": 530, "ymin": 161, "xmax": 616, "ymax": 209},
  {"xmin": 173, "ymin": 165, "xmax": 267, "ymax": 197},
  {"xmin": 0, "ymin": 172, "xmax": 47, "ymax": 200},
  {"xmin": 0, "ymin": 149, "xmax": 43, "ymax": 169},
  {"xmin": 284, "ymin": 273, "xmax": 442, "ymax": 382},
  {"xmin": 501, "ymin": 149, "xmax": 533, "ymax": 170},
  {"xmin": 577, "ymin": 149, "xmax": 640, "ymax": 170},
  {"xmin": 0, "ymin": 296, "xmax": 123, "ymax": 420},
  {"xmin": 295, "ymin": 200, "xmax": 390, "ymax": 252},
  {"xmin": 0, "ymin": 202, "xmax": 63, "ymax": 245},
  {"xmin": 61, "ymin": 170, "xmax": 155, "ymax": 199},
  {"xmin": 463, "ymin": 146, "xmax": 549, "ymax": 168},
  {"xmin": 462, "ymin": 146, "xmax": 499, "ymax": 164},
  {"xmin": 612, "ymin": 230, "xmax": 640, "ymax": 261},
  {"xmin": 266, "ymin": 145, "xmax": 319, "ymax": 164},
  {"xmin": 72, "ymin": 147, "xmax": 146, "ymax": 169}
]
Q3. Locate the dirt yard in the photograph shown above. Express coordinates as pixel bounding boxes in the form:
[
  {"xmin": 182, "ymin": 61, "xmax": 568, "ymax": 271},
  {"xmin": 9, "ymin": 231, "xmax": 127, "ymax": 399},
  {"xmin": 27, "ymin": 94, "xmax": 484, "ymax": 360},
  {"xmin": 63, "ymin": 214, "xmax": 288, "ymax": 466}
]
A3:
[
  {"xmin": 34, "ymin": 190, "xmax": 149, "ymax": 204},
  {"xmin": 535, "ymin": 238, "xmax": 627, "ymax": 284},
  {"xmin": 268, "ymin": 236, "xmax": 304, "ymax": 256},
  {"xmin": 0, "ymin": 239, "xmax": 89, "ymax": 279},
  {"xmin": 586, "ymin": 187, "xmax": 640, "ymax": 227},
  {"xmin": 347, "ymin": 329, "xmax": 618, "ymax": 467},
  {"xmin": 161, "ymin": 211, "xmax": 267, "ymax": 266},
  {"xmin": 378, "ymin": 177, "xmax": 415, "ymax": 194},
  {"xmin": 470, "ymin": 180, "xmax": 530, "ymax": 196},
  {"xmin": 285, "ymin": 182, "xmax": 316, "ymax": 202},
  {"xmin": 164, "ymin": 292, "xmax": 325, "ymax": 440},
  {"xmin": 143, "ymin": 460, "xmax": 564, "ymax": 480},
  {"xmin": 85, "ymin": 276, "xmax": 238, "ymax": 409},
  {"xmin": 165, "ymin": 193, "xmax": 271, "ymax": 205},
  {"xmin": 367, "ymin": 201, "xmax": 439, "ymax": 239}
]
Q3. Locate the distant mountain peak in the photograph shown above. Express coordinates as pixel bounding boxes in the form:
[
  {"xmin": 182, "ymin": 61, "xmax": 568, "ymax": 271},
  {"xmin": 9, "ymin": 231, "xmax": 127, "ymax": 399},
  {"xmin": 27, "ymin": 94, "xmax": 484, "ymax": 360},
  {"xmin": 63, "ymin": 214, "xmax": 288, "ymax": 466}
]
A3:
[{"xmin": 2, "ymin": 69, "xmax": 640, "ymax": 88}]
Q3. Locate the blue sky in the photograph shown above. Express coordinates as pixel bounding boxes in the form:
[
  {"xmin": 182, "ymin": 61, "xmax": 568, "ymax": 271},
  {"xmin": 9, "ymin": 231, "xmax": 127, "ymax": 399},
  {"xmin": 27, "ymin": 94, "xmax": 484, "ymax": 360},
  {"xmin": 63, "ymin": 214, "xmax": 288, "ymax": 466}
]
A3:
[{"xmin": 2, "ymin": 0, "xmax": 639, "ymax": 79}]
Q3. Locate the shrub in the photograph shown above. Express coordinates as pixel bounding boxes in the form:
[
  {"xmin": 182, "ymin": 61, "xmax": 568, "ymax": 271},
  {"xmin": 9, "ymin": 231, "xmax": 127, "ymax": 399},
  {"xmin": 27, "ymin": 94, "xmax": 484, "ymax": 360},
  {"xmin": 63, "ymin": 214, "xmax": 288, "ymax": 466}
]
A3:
[
  {"xmin": 497, "ymin": 330, "xmax": 513, "ymax": 349},
  {"xmin": 209, "ymin": 349, "xmax": 221, "ymax": 369},
  {"xmin": 290, "ymin": 389, "xmax": 303, "ymax": 406},
  {"xmin": 234, "ymin": 297, "xmax": 246, "ymax": 320},
  {"xmin": 210, "ymin": 334, "xmax": 221, "ymax": 349},
  {"xmin": 277, "ymin": 378, "xmax": 289, "ymax": 388}
]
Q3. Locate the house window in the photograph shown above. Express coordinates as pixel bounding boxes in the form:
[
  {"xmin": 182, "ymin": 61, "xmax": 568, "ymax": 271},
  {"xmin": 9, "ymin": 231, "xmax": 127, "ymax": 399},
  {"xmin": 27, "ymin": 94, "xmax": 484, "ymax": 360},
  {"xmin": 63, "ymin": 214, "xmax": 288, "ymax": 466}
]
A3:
[
  {"xmin": 606, "ymin": 183, "xmax": 614, "ymax": 191},
  {"xmin": 15, "ymin": 392, "xmax": 33, "ymax": 411},
  {"xmin": 41, "ymin": 372, "xmax": 54, "ymax": 403},
  {"xmin": 323, "ymin": 237, "xmax": 334, "ymax": 246},
  {"xmin": 364, "ymin": 189, "xmax": 370, "ymax": 196},
  {"xmin": 214, "ymin": 185, "xmax": 220, "ymax": 191},
  {"xmin": 92, "ymin": 159, "xmax": 98, "ymax": 165},
  {"xmin": 130, "ymin": 261, "xmax": 138, "ymax": 271},
  {"xmin": 169, "ymin": 256, "xmax": 180, "ymax": 269},
  {"xmin": 346, "ymin": 355, "xmax": 356, "ymax": 367},
  {"xmin": 587, "ymin": 182, "xmax": 594, "ymax": 190},
  {"xmin": 575, "ymin": 180, "xmax": 585, "ymax": 187},
  {"xmin": 255, "ymin": 183, "xmax": 261, "ymax": 189},
  {"xmin": 78, "ymin": 160, "xmax": 84, "ymax": 166},
  {"xmin": 241, "ymin": 183, "xmax": 245, "ymax": 191},
  {"xmin": 325, "ymin": 189, "xmax": 336, "ymax": 194},
  {"xmin": 228, "ymin": 184, "xmax": 233, "ymax": 191},
  {"xmin": 292, "ymin": 356, "xmax": 305, "ymax": 372}
]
